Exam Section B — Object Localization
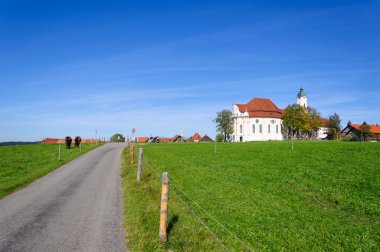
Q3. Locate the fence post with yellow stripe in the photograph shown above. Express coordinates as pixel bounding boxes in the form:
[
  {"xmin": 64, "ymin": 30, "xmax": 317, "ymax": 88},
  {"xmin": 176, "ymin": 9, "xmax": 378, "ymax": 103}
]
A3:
[{"xmin": 159, "ymin": 172, "xmax": 169, "ymax": 242}]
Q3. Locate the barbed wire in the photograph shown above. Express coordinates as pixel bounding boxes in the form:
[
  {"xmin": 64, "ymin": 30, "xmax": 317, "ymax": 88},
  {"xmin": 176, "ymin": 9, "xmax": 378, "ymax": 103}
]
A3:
[
  {"xmin": 133, "ymin": 155, "xmax": 253, "ymax": 251},
  {"xmin": 170, "ymin": 188, "xmax": 230, "ymax": 252},
  {"xmin": 141, "ymin": 163, "xmax": 229, "ymax": 250},
  {"xmin": 170, "ymin": 177, "xmax": 254, "ymax": 252}
]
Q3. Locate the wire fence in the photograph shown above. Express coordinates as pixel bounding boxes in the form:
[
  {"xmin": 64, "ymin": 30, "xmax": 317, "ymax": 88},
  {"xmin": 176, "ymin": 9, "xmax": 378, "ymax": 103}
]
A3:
[
  {"xmin": 144, "ymin": 159, "xmax": 254, "ymax": 252},
  {"xmin": 170, "ymin": 188, "xmax": 230, "ymax": 252}
]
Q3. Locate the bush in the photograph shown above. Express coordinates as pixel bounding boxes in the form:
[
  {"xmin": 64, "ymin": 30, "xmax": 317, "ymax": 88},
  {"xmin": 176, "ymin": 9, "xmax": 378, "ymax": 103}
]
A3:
[
  {"xmin": 342, "ymin": 135, "xmax": 352, "ymax": 141},
  {"xmin": 342, "ymin": 133, "xmax": 360, "ymax": 142},
  {"xmin": 216, "ymin": 133, "xmax": 224, "ymax": 142}
]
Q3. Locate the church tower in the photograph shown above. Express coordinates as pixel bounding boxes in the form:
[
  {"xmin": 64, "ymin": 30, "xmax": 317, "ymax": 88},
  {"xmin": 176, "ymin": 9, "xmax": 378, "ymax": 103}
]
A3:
[{"xmin": 297, "ymin": 87, "xmax": 307, "ymax": 108}]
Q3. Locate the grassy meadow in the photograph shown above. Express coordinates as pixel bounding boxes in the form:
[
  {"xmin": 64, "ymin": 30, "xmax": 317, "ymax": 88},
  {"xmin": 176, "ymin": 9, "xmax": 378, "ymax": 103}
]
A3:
[
  {"xmin": 122, "ymin": 141, "xmax": 379, "ymax": 251},
  {"xmin": 0, "ymin": 143, "xmax": 100, "ymax": 199}
]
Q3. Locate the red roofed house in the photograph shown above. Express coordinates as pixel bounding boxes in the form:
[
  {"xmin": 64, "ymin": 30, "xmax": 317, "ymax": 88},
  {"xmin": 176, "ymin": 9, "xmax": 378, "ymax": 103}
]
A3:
[
  {"xmin": 160, "ymin": 137, "xmax": 172, "ymax": 143},
  {"xmin": 232, "ymin": 98, "xmax": 284, "ymax": 141},
  {"xmin": 341, "ymin": 122, "xmax": 380, "ymax": 141},
  {"xmin": 200, "ymin": 135, "xmax": 214, "ymax": 142},
  {"xmin": 190, "ymin": 133, "xmax": 202, "ymax": 142},
  {"xmin": 138, "ymin": 137, "xmax": 149, "ymax": 143},
  {"xmin": 171, "ymin": 135, "xmax": 185, "ymax": 142}
]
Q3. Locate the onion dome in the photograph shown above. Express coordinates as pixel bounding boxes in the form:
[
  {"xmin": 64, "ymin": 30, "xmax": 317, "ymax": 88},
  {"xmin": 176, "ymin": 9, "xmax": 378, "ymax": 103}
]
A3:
[{"xmin": 297, "ymin": 87, "xmax": 307, "ymax": 98}]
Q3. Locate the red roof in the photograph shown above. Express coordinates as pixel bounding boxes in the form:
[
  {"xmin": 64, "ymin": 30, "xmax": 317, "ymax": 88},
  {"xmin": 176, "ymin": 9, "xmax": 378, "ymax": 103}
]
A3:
[
  {"xmin": 160, "ymin": 137, "xmax": 172, "ymax": 143},
  {"xmin": 82, "ymin": 139, "xmax": 98, "ymax": 143},
  {"xmin": 319, "ymin": 118, "xmax": 329, "ymax": 127},
  {"xmin": 236, "ymin": 98, "xmax": 283, "ymax": 118},
  {"xmin": 44, "ymin": 138, "xmax": 65, "ymax": 144},
  {"xmin": 138, "ymin": 137, "xmax": 149, "ymax": 143},
  {"xmin": 351, "ymin": 124, "xmax": 380, "ymax": 134},
  {"xmin": 192, "ymin": 133, "xmax": 202, "ymax": 140}
]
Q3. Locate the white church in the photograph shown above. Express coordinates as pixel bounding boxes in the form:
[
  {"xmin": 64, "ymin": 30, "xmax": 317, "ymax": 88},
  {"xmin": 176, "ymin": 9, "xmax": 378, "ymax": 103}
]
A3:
[{"xmin": 232, "ymin": 88, "xmax": 328, "ymax": 142}]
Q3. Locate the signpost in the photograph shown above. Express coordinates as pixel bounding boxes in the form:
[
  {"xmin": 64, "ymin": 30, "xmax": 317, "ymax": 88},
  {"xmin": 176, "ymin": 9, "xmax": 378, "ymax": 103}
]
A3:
[{"xmin": 132, "ymin": 128, "xmax": 136, "ymax": 143}]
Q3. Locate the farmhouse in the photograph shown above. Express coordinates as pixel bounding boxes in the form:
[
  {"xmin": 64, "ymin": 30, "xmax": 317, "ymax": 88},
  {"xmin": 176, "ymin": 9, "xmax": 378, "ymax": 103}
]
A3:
[
  {"xmin": 138, "ymin": 137, "xmax": 149, "ymax": 143},
  {"xmin": 341, "ymin": 122, "xmax": 380, "ymax": 141},
  {"xmin": 232, "ymin": 88, "xmax": 328, "ymax": 142},
  {"xmin": 171, "ymin": 135, "xmax": 185, "ymax": 142},
  {"xmin": 138, "ymin": 136, "xmax": 178, "ymax": 143},
  {"xmin": 200, "ymin": 135, "xmax": 214, "ymax": 142},
  {"xmin": 188, "ymin": 133, "xmax": 202, "ymax": 142}
]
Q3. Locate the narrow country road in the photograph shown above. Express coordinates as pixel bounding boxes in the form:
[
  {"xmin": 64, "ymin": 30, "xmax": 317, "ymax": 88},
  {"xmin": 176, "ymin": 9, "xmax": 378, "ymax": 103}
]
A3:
[{"xmin": 0, "ymin": 143, "xmax": 127, "ymax": 252}]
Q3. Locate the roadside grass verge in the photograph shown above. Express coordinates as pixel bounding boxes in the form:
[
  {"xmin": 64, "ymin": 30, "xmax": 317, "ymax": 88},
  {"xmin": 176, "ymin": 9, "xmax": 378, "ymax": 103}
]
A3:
[
  {"xmin": 122, "ymin": 141, "xmax": 380, "ymax": 251},
  {"xmin": 0, "ymin": 143, "xmax": 101, "ymax": 199}
]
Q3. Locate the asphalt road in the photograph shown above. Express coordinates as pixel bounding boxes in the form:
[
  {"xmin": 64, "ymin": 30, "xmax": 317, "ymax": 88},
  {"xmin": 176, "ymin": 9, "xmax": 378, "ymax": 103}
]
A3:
[{"xmin": 0, "ymin": 143, "xmax": 127, "ymax": 252}]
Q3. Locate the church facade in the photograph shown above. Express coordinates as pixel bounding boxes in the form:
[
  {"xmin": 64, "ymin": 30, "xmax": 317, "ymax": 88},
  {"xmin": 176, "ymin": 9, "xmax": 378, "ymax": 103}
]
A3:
[
  {"xmin": 232, "ymin": 98, "xmax": 284, "ymax": 142},
  {"xmin": 232, "ymin": 88, "xmax": 328, "ymax": 142}
]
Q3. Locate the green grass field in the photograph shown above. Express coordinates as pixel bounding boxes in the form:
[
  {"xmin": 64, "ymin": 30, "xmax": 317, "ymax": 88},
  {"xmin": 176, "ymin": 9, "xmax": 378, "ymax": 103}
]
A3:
[
  {"xmin": 0, "ymin": 143, "xmax": 100, "ymax": 199},
  {"xmin": 122, "ymin": 141, "xmax": 379, "ymax": 251}
]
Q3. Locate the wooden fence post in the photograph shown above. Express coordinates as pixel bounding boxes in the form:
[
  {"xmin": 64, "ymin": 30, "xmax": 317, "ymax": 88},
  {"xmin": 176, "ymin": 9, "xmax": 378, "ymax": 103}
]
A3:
[
  {"xmin": 159, "ymin": 172, "xmax": 169, "ymax": 242},
  {"xmin": 137, "ymin": 148, "xmax": 143, "ymax": 181},
  {"xmin": 58, "ymin": 145, "xmax": 61, "ymax": 161},
  {"xmin": 80, "ymin": 143, "xmax": 82, "ymax": 152},
  {"xmin": 130, "ymin": 144, "xmax": 135, "ymax": 164}
]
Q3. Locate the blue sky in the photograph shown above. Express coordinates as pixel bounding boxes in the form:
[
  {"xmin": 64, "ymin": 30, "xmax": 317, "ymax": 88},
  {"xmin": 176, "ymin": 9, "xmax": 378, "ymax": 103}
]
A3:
[{"xmin": 0, "ymin": 0, "xmax": 379, "ymax": 141}]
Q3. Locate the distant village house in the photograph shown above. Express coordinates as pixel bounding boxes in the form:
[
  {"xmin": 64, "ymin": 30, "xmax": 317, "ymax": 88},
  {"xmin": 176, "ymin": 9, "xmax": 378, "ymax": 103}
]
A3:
[
  {"xmin": 137, "ymin": 133, "xmax": 214, "ymax": 143},
  {"xmin": 341, "ymin": 122, "xmax": 380, "ymax": 141}
]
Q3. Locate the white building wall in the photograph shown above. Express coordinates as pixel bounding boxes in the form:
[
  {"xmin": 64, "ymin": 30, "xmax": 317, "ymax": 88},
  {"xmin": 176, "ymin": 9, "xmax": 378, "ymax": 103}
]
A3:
[
  {"xmin": 317, "ymin": 127, "xmax": 328, "ymax": 139},
  {"xmin": 232, "ymin": 105, "xmax": 283, "ymax": 142}
]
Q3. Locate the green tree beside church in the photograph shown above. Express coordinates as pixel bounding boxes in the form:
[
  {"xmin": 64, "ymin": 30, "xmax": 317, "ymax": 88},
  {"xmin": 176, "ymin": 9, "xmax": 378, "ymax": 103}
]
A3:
[{"xmin": 282, "ymin": 104, "xmax": 322, "ymax": 139}]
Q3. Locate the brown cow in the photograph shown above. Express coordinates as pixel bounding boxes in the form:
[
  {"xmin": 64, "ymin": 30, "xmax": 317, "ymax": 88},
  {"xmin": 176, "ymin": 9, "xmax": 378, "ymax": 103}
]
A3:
[
  {"xmin": 65, "ymin": 136, "xmax": 72, "ymax": 149},
  {"xmin": 74, "ymin": 136, "xmax": 81, "ymax": 148}
]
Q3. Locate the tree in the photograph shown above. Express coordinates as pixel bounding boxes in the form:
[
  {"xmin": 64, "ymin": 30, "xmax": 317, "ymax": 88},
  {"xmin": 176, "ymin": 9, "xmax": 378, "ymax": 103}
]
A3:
[
  {"xmin": 216, "ymin": 133, "xmax": 224, "ymax": 142},
  {"xmin": 306, "ymin": 107, "xmax": 322, "ymax": 139},
  {"xmin": 282, "ymin": 104, "xmax": 309, "ymax": 139},
  {"xmin": 327, "ymin": 113, "xmax": 341, "ymax": 140},
  {"xmin": 111, "ymin": 133, "xmax": 125, "ymax": 142},
  {"xmin": 359, "ymin": 121, "xmax": 372, "ymax": 141},
  {"xmin": 214, "ymin": 109, "xmax": 233, "ymax": 142}
]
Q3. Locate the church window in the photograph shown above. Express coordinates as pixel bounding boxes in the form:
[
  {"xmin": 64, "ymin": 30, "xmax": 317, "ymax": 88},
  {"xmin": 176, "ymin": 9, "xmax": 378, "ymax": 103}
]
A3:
[
  {"xmin": 276, "ymin": 125, "xmax": 279, "ymax": 134},
  {"xmin": 252, "ymin": 124, "xmax": 255, "ymax": 133},
  {"xmin": 240, "ymin": 125, "xmax": 243, "ymax": 134},
  {"xmin": 268, "ymin": 125, "xmax": 271, "ymax": 133},
  {"xmin": 256, "ymin": 119, "xmax": 259, "ymax": 123},
  {"xmin": 259, "ymin": 124, "xmax": 262, "ymax": 133}
]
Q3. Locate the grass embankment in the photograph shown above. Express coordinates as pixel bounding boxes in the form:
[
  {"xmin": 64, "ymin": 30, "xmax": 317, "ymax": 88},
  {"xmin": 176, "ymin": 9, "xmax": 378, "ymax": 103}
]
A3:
[
  {"xmin": 122, "ymin": 141, "xmax": 379, "ymax": 251},
  {"xmin": 0, "ymin": 143, "xmax": 100, "ymax": 199}
]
